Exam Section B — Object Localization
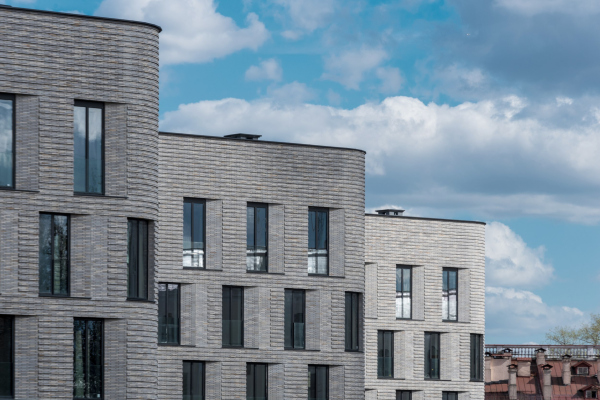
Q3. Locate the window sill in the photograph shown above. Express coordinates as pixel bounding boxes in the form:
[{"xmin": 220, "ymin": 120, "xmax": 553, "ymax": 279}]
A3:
[
  {"xmin": 39, "ymin": 294, "xmax": 90, "ymax": 299},
  {"xmin": 74, "ymin": 192, "xmax": 128, "ymax": 200},
  {"xmin": 127, "ymin": 298, "xmax": 155, "ymax": 303},
  {"xmin": 377, "ymin": 377, "xmax": 403, "ymax": 380},
  {"xmin": 182, "ymin": 267, "xmax": 222, "ymax": 271},
  {"xmin": 442, "ymin": 319, "xmax": 459, "ymax": 323},
  {"xmin": 396, "ymin": 317, "xmax": 413, "ymax": 321},
  {"xmin": 470, "ymin": 379, "xmax": 484, "ymax": 383},
  {"xmin": 284, "ymin": 348, "xmax": 320, "ymax": 352},
  {"xmin": 158, "ymin": 343, "xmax": 182, "ymax": 347},
  {"xmin": 0, "ymin": 187, "xmax": 39, "ymax": 193},
  {"xmin": 246, "ymin": 270, "xmax": 269, "ymax": 274},
  {"xmin": 222, "ymin": 345, "xmax": 244, "ymax": 349},
  {"xmin": 345, "ymin": 349, "xmax": 363, "ymax": 353}
]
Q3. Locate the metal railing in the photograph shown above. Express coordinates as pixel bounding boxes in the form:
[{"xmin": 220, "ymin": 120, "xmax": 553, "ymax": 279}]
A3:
[{"xmin": 486, "ymin": 344, "xmax": 600, "ymax": 359}]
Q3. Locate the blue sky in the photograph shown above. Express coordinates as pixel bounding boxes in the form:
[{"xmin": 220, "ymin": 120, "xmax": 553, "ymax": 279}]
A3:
[{"xmin": 7, "ymin": 0, "xmax": 600, "ymax": 344}]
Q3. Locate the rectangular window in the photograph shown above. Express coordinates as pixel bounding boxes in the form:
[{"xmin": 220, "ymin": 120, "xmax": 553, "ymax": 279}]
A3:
[
  {"xmin": 578, "ymin": 367, "xmax": 589, "ymax": 375},
  {"xmin": 425, "ymin": 332, "xmax": 440, "ymax": 380},
  {"xmin": 74, "ymin": 319, "xmax": 103, "ymax": 399},
  {"xmin": 183, "ymin": 199, "xmax": 205, "ymax": 268},
  {"xmin": 183, "ymin": 361, "xmax": 205, "ymax": 400},
  {"xmin": 39, "ymin": 213, "xmax": 69, "ymax": 296},
  {"xmin": 0, "ymin": 316, "xmax": 13, "ymax": 398},
  {"xmin": 247, "ymin": 363, "xmax": 267, "ymax": 400},
  {"xmin": 308, "ymin": 208, "xmax": 328, "ymax": 275},
  {"xmin": 396, "ymin": 266, "xmax": 412, "ymax": 319},
  {"xmin": 442, "ymin": 393, "xmax": 458, "ymax": 400},
  {"xmin": 222, "ymin": 286, "xmax": 244, "ymax": 347},
  {"xmin": 127, "ymin": 219, "xmax": 149, "ymax": 300},
  {"xmin": 284, "ymin": 289, "xmax": 305, "ymax": 349},
  {"xmin": 586, "ymin": 390, "xmax": 598, "ymax": 399},
  {"xmin": 74, "ymin": 101, "xmax": 104, "ymax": 194},
  {"xmin": 442, "ymin": 268, "xmax": 458, "ymax": 321},
  {"xmin": 247, "ymin": 203, "xmax": 268, "ymax": 272},
  {"xmin": 377, "ymin": 331, "xmax": 394, "ymax": 378},
  {"xmin": 470, "ymin": 334, "xmax": 483, "ymax": 381},
  {"xmin": 0, "ymin": 94, "xmax": 15, "ymax": 189},
  {"xmin": 396, "ymin": 392, "xmax": 412, "ymax": 400},
  {"xmin": 308, "ymin": 365, "xmax": 328, "ymax": 400},
  {"xmin": 345, "ymin": 292, "xmax": 360, "ymax": 351},
  {"xmin": 158, "ymin": 283, "xmax": 180, "ymax": 345}
]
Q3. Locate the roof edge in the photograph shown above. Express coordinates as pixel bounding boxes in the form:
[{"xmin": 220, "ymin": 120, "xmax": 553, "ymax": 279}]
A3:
[
  {"xmin": 159, "ymin": 131, "xmax": 367, "ymax": 154},
  {"xmin": 0, "ymin": 5, "xmax": 162, "ymax": 33},
  {"xmin": 365, "ymin": 213, "xmax": 486, "ymax": 226}
]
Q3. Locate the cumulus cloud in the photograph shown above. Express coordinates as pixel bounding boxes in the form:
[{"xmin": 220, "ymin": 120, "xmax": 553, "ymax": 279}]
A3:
[
  {"xmin": 266, "ymin": 82, "xmax": 316, "ymax": 104},
  {"xmin": 376, "ymin": 67, "xmax": 403, "ymax": 94},
  {"xmin": 159, "ymin": 94, "xmax": 600, "ymax": 222},
  {"xmin": 494, "ymin": 0, "xmax": 600, "ymax": 16},
  {"xmin": 272, "ymin": 0, "xmax": 336, "ymax": 39},
  {"xmin": 95, "ymin": 0, "xmax": 269, "ymax": 65},
  {"xmin": 486, "ymin": 222, "xmax": 554, "ymax": 288},
  {"xmin": 486, "ymin": 287, "xmax": 586, "ymax": 341},
  {"xmin": 322, "ymin": 47, "xmax": 388, "ymax": 90},
  {"xmin": 245, "ymin": 59, "xmax": 283, "ymax": 82}
]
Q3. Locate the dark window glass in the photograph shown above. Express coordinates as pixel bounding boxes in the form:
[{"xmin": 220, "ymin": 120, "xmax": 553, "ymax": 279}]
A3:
[
  {"xmin": 377, "ymin": 331, "xmax": 394, "ymax": 378},
  {"xmin": 247, "ymin": 203, "xmax": 268, "ymax": 272},
  {"xmin": 308, "ymin": 208, "xmax": 328, "ymax": 275},
  {"xmin": 247, "ymin": 363, "xmax": 267, "ymax": 400},
  {"xmin": 39, "ymin": 213, "xmax": 69, "ymax": 296},
  {"xmin": 183, "ymin": 199, "xmax": 205, "ymax": 268},
  {"xmin": 308, "ymin": 365, "xmax": 328, "ymax": 400},
  {"xmin": 442, "ymin": 268, "xmax": 458, "ymax": 321},
  {"xmin": 443, "ymin": 392, "xmax": 458, "ymax": 400},
  {"xmin": 183, "ymin": 361, "xmax": 205, "ymax": 400},
  {"xmin": 74, "ymin": 319, "xmax": 103, "ymax": 399},
  {"xmin": 425, "ymin": 332, "xmax": 440, "ymax": 380},
  {"xmin": 74, "ymin": 101, "xmax": 104, "ymax": 194},
  {"xmin": 158, "ymin": 283, "xmax": 180, "ymax": 344},
  {"xmin": 284, "ymin": 289, "xmax": 305, "ymax": 349},
  {"xmin": 345, "ymin": 292, "xmax": 359, "ymax": 351},
  {"xmin": 470, "ymin": 334, "xmax": 483, "ymax": 381},
  {"xmin": 396, "ymin": 266, "xmax": 412, "ymax": 319},
  {"xmin": 127, "ymin": 219, "xmax": 149, "ymax": 300},
  {"xmin": 0, "ymin": 94, "xmax": 15, "ymax": 189},
  {"xmin": 222, "ymin": 286, "xmax": 244, "ymax": 347},
  {"xmin": 0, "ymin": 316, "xmax": 13, "ymax": 398},
  {"xmin": 396, "ymin": 392, "xmax": 412, "ymax": 400}
]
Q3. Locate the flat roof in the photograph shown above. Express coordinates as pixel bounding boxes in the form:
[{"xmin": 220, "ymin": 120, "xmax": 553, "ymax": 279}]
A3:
[
  {"xmin": 159, "ymin": 131, "xmax": 367, "ymax": 154},
  {"xmin": 0, "ymin": 5, "xmax": 162, "ymax": 33},
  {"xmin": 365, "ymin": 213, "xmax": 486, "ymax": 225}
]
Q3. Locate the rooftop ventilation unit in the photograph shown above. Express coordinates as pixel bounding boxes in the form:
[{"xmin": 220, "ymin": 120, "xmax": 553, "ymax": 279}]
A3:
[
  {"xmin": 375, "ymin": 209, "xmax": 405, "ymax": 216},
  {"xmin": 224, "ymin": 133, "xmax": 262, "ymax": 140}
]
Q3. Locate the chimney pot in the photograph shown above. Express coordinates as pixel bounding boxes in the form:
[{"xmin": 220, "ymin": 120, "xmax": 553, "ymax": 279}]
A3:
[
  {"xmin": 562, "ymin": 355, "xmax": 571, "ymax": 386},
  {"xmin": 508, "ymin": 365, "xmax": 518, "ymax": 400},
  {"xmin": 542, "ymin": 365, "xmax": 553, "ymax": 400},
  {"xmin": 536, "ymin": 348, "xmax": 547, "ymax": 366}
]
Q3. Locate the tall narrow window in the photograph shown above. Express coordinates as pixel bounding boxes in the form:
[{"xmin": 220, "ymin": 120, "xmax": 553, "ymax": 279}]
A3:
[
  {"xmin": 74, "ymin": 101, "xmax": 104, "ymax": 194},
  {"xmin": 247, "ymin": 203, "xmax": 268, "ymax": 272},
  {"xmin": 158, "ymin": 283, "xmax": 180, "ymax": 344},
  {"xmin": 127, "ymin": 219, "xmax": 148, "ymax": 300},
  {"xmin": 443, "ymin": 393, "xmax": 458, "ymax": 400},
  {"xmin": 222, "ymin": 286, "xmax": 244, "ymax": 347},
  {"xmin": 345, "ymin": 292, "xmax": 359, "ymax": 351},
  {"xmin": 442, "ymin": 268, "xmax": 458, "ymax": 321},
  {"xmin": 308, "ymin": 208, "xmax": 328, "ymax": 275},
  {"xmin": 0, "ymin": 94, "xmax": 15, "ymax": 189},
  {"xmin": 284, "ymin": 289, "xmax": 305, "ymax": 349},
  {"xmin": 377, "ymin": 331, "xmax": 394, "ymax": 378},
  {"xmin": 247, "ymin": 363, "xmax": 267, "ymax": 400},
  {"xmin": 308, "ymin": 365, "xmax": 328, "ymax": 400},
  {"xmin": 396, "ymin": 392, "xmax": 412, "ymax": 400},
  {"xmin": 470, "ymin": 334, "xmax": 483, "ymax": 381},
  {"xmin": 183, "ymin": 199, "xmax": 205, "ymax": 268},
  {"xmin": 39, "ymin": 213, "xmax": 69, "ymax": 296},
  {"xmin": 396, "ymin": 266, "xmax": 412, "ymax": 319},
  {"xmin": 74, "ymin": 319, "xmax": 103, "ymax": 399},
  {"xmin": 0, "ymin": 316, "xmax": 13, "ymax": 398},
  {"xmin": 183, "ymin": 361, "xmax": 205, "ymax": 400},
  {"xmin": 425, "ymin": 332, "xmax": 440, "ymax": 380}
]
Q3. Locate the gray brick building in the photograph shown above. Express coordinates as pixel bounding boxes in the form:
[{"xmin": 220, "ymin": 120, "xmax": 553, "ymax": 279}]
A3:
[
  {"xmin": 0, "ymin": 5, "xmax": 486, "ymax": 400},
  {"xmin": 364, "ymin": 211, "xmax": 486, "ymax": 400}
]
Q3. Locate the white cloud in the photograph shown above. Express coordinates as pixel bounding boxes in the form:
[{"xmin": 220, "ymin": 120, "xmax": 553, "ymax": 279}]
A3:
[
  {"xmin": 486, "ymin": 287, "xmax": 586, "ymax": 341},
  {"xmin": 494, "ymin": 0, "xmax": 600, "ymax": 16},
  {"xmin": 266, "ymin": 82, "xmax": 316, "ymax": 104},
  {"xmin": 159, "ymin": 95, "xmax": 600, "ymax": 222},
  {"xmin": 273, "ymin": 0, "xmax": 336, "ymax": 38},
  {"xmin": 95, "ymin": 0, "xmax": 269, "ymax": 65},
  {"xmin": 376, "ymin": 67, "xmax": 403, "ymax": 94},
  {"xmin": 322, "ymin": 47, "xmax": 388, "ymax": 90},
  {"xmin": 486, "ymin": 222, "xmax": 554, "ymax": 288},
  {"xmin": 556, "ymin": 97, "xmax": 574, "ymax": 106},
  {"xmin": 245, "ymin": 59, "xmax": 283, "ymax": 82}
]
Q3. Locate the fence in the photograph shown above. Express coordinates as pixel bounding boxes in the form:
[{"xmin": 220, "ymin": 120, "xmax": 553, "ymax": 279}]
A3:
[{"xmin": 485, "ymin": 345, "xmax": 600, "ymax": 359}]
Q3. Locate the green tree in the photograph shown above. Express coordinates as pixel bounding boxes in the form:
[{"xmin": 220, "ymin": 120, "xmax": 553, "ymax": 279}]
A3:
[
  {"xmin": 545, "ymin": 313, "xmax": 600, "ymax": 345},
  {"xmin": 579, "ymin": 313, "xmax": 600, "ymax": 345}
]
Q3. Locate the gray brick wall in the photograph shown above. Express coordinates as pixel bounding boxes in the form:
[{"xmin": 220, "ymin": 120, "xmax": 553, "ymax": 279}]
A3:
[
  {"xmin": 0, "ymin": 7, "xmax": 160, "ymax": 399},
  {"xmin": 365, "ymin": 215, "xmax": 486, "ymax": 400},
  {"xmin": 157, "ymin": 134, "xmax": 366, "ymax": 399}
]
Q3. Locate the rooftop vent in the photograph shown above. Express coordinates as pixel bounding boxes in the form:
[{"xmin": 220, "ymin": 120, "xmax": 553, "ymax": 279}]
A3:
[
  {"xmin": 224, "ymin": 133, "xmax": 261, "ymax": 140},
  {"xmin": 376, "ymin": 209, "xmax": 405, "ymax": 216}
]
